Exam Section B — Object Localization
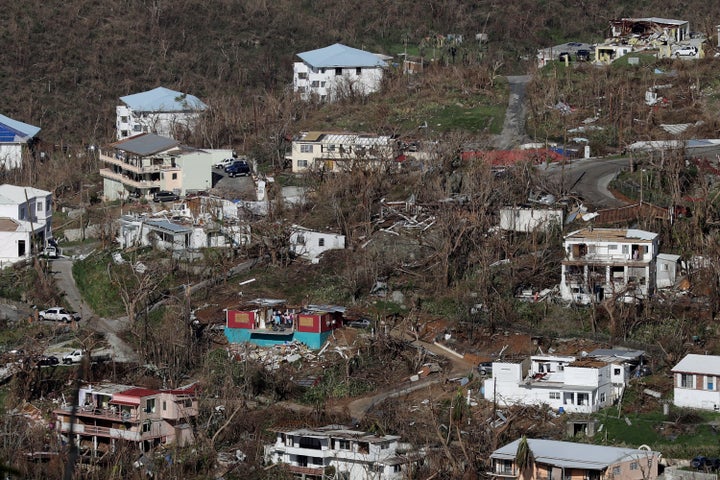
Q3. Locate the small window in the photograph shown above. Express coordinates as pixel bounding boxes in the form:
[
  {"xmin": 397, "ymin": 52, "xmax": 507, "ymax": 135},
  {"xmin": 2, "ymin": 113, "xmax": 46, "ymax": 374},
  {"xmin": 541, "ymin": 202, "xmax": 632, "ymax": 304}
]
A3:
[
  {"xmin": 120, "ymin": 116, "xmax": 129, "ymax": 123},
  {"xmin": 298, "ymin": 72, "xmax": 308, "ymax": 79},
  {"xmin": 680, "ymin": 373, "xmax": 693, "ymax": 388},
  {"xmin": 549, "ymin": 392, "xmax": 560, "ymax": 400},
  {"xmin": 172, "ymin": 173, "xmax": 178, "ymax": 180},
  {"xmin": 142, "ymin": 421, "xmax": 151, "ymax": 433},
  {"xmin": 311, "ymin": 81, "xmax": 319, "ymax": 87},
  {"xmin": 318, "ymin": 238, "xmax": 325, "ymax": 247},
  {"xmin": 321, "ymin": 81, "xmax": 326, "ymax": 87},
  {"xmin": 614, "ymin": 368, "xmax": 621, "ymax": 376},
  {"xmin": 662, "ymin": 264, "xmax": 669, "ymax": 271},
  {"xmin": 300, "ymin": 144, "xmax": 313, "ymax": 153},
  {"xmin": 36, "ymin": 202, "xmax": 43, "ymax": 213},
  {"xmin": 327, "ymin": 144, "xmax": 336, "ymax": 152},
  {"xmin": 356, "ymin": 67, "xmax": 362, "ymax": 75},
  {"xmin": 297, "ymin": 160, "xmax": 308, "ymax": 168},
  {"xmin": 612, "ymin": 466, "xmax": 621, "ymax": 475},
  {"xmin": 622, "ymin": 245, "xmax": 629, "ymax": 254},
  {"xmin": 707, "ymin": 376, "xmax": 715, "ymax": 391},
  {"xmin": 608, "ymin": 244, "xmax": 617, "ymax": 250},
  {"xmin": 381, "ymin": 443, "xmax": 388, "ymax": 450},
  {"xmin": 163, "ymin": 401, "xmax": 167, "ymax": 411},
  {"xmin": 600, "ymin": 392, "xmax": 606, "ymax": 403},
  {"xmin": 121, "ymin": 130, "xmax": 129, "ymax": 137},
  {"xmin": 630, "ymin": 462, "xmax": 638, "ymax": 470},
  {"xmin": 320, "ymin": 68, "xmax": 326, "ymax": 74},
  {"xmin": 146, "ymin": 398, "xmax": 156, "ymax": 413},
  {"xmin": 335, "ymin": 67, "xmax": 343, "ymax": 75}
]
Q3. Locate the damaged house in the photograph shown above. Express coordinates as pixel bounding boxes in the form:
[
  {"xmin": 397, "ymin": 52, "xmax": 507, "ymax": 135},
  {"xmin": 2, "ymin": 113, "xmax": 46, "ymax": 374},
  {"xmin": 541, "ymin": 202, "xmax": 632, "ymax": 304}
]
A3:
[
  {"xmin": 560, "ymin": 228, "xmax": 679, "ymax": 304},
  {"xmin": 596, "ymin": 17, "xmax": 698, "ymax": 63}
]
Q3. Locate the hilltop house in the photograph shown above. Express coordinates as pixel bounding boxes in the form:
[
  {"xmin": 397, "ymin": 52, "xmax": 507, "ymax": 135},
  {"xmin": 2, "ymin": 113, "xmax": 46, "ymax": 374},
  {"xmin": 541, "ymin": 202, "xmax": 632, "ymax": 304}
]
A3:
[
  {"xmin": 264, "ymin": 424, "xmax": 423, "ymax": 480},
  {"xmin": 116, "ymin": 86, "xmax": 207, "ymax": 140},
  {"xmin": 54, "ymin": 382, "xmax": 198, "ymax": 453},
  {"xmin": 489, "ymin": 438, "xmax": 659, "ymax": 480},
  {"xmin": 0, "ymin": 184, "xmax": 53, "ymax": 268},
  {"xmin": 293, "ymin": 43, "xmax": 389, "ymax": 101},
  {"xmin": 286, "ymin": 131, "xmax": 397, "ymax": 173},
  {"xmin": 672, "ymin": 354, "xmax": 720, "ymax": 411},
  {"xmin": 560, "ymin": 228, "xmax": 669, "ymax": 304},
  {"xmin": 99, "ymin": 133, "xmax": 231, "ymax": 201},
  {"xmin": 483, "ymin": 354, "xmax": 614, "ymax": 413},
  {"xmin": 0, "ymin": 113, "xmax": 40, "ymax": 169}
]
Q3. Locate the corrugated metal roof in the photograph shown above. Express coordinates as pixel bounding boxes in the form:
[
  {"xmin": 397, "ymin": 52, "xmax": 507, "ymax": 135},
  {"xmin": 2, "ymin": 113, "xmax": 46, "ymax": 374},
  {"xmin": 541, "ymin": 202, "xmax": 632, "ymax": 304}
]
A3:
[
  {"xmin": 0, "ymin": 113, "xmax": 40, "ymax": 142},
  {"xmin": 565, "ymin": 228, "xmax": 657, "ymax": 242},
  {"xmin": 112, "ymin": 134, "xmax": 180, "ymax": 156},
  {"xmin": 145, "ymin": 219, "xmax": 192, "ymax": 234},
  {"xmin": 672, "ymin": 354, "xmax": 720, "ymax": 375},
  {"xmin": 297, "ymin": 43, "xmax": 387, "ymax": 68},
  {"xmin": 491, "ymin": 439, "xmax": 657, "ymax": 470},
  {"xmin": 120, "ymin": 86, "xmax": 207, "ymax": 112}
]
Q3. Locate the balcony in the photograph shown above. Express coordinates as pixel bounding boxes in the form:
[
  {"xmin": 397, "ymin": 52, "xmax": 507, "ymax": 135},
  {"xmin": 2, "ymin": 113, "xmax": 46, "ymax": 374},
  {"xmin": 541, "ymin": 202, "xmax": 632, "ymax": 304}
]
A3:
[
  {"xmin": 99, "ymin": 153, "xmax": 171, "ymax": 175},
  {"xmin": 99, "ymin": 169, "xmax": 159, "ymax": 189},
  {"xmin": 55, "ymin": 406, "xmax": 140, "ymax": 424},
  {"xmin": 287, "ymin": 465, "xmax": 324, "ymax": 477}
]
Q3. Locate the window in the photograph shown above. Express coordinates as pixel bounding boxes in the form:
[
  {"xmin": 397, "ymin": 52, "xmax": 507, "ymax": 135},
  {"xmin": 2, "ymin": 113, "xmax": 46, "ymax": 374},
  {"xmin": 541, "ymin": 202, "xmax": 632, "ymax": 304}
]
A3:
[
  {"xmin": 121, "ymin": 130, "xmax": 129, "ymax": 137},
  {"xmin": 172, "ymin": 173, "xmax": 177, "ymax": 180},
  {"xmin": 297, "ymin": 86, "xmax": 306, "ymax": 93},
  {"xmin": 630, "ymin": 461, "xmax": 639, "ymax": 470},
  {"xmin": 613, "ymin": 466, "xmax": 621, "ymax": 475},
  {"xmin": 707, "ymin": 376, "xmax": 715, "ymax": 391},
  {"xmin": 381, "ymin": 443, "xmax": 388, "ymax": 450},
  {"xmin": 394, "ymin": 465, "xmax": 402, "ymax": 473},
  {"xmin": 614, "ymin": 368, "xmax": 621, "ymax": 376},
  {"xmin": 19, "ymin": 206, "xmax": 25, "ymax": 220},
  {"xmin": 356, "ymin": 67, "xmax": 362, "ymax": 75},
  {"xmin": 163, "ymin": 401, "xmax": 167, "ymax": 411},
  {"xmin": 142, "ymin": 421, "xmax": 151, "ymax": 433},
  {"xmin": 335, "ymin": 68, "xmax": 343, "ymax": 75},
  {"xmin": 300, "ymin": 144, "xmax": 313, "ymax": 153},
  {"xmin": 133, "ymin": 124, "xmax": 142, "ymax": 132},
  {"xmin": 297, "ymin": 160, "xmax": 308, "ymax": 168},
  {"xmin": 622, "ymin": 245, "xmax": 629, "ymax": 254},
  {"xmin": 146, "ymin": 398, "xmax": 156, "ymax": 413},
  {"xmin": 320, "ymin": 68, "xmax": 326, "ymax": 74},
  {"xmin": 662, "ymin": 264, "xmax": 669, "ymax": 271},
  {"xmin": 36, "ymin": 202, "xmax": 43, "ymax": 213},
  {"xmin": 321, "ymin": 81, "xmax": 326, "ymax": 87},
  {"xmin": 680, "ymin": 373, "xmax": 693, "ymax": 388},
  {"xmin": 311, "ymin": 81, "xmax": 319, "ymax": 87},
  {"xmin": 337, "ymin": 439, "xmax": 350, "ymax": 450},
  {"xmin": 549, "ymin": 392, "xmax": 560, "ymax": 400},
  {"xmin": 600, "ymin": 392, "xmax": 606, "ymax": 403},
  {"xmin": 318, "ymin": 238, "xmax": 325, "ymax": 247},
  {"xmin": 327, "ymin": 144, "xmax": 336, "ymax": 152},
  {"xmin": 298, "ymin": 72, "xmax": 308, "ymax": 79},
  {"xmin": 608, "ymin": 244, "xmax": 617, "ymax": 250}
]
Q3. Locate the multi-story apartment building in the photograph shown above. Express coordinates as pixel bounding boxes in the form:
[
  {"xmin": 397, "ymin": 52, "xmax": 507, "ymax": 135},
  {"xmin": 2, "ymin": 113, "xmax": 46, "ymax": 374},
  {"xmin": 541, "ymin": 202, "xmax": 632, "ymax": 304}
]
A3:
[
  {"xmin": 293, "ymin": 44, "xmax": 388, "ymax": 101},
  {"xmin": 264, "ymin": 425, "xmax": 423, "ymax": 479},
  {"xmin": 116, "ymin": 86, "xmax": 207, "ymax": 140},
  {"xmin": 100, "ymin": 133, "xmax": 231, "ymax": 201},
  {"xmin": 54, "ymin": 383, "xmax": 198, "ymax": 453}
]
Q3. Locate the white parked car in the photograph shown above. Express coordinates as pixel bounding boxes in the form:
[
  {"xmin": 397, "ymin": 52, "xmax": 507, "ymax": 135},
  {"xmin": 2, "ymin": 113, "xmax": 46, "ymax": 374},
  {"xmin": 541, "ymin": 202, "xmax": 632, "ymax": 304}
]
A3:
[
  {"xmin": 213, "ymin": 158, "xmax": 235, "ymax": 169},
  {"xmin": 675, "ymin": 45, "xmax": 698, "ymax": 57},
  {"xmin": 38, "ymin": 307, "xmax": 81, "ymax": 323}
]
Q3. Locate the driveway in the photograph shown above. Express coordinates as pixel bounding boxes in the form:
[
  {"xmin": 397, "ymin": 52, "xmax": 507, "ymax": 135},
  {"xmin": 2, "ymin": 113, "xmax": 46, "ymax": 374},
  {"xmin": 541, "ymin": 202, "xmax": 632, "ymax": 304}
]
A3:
[
  {"xmin": 494, "ymin": 75, "xmax": 532, "ymax": 149},
  {"xmin": 51, "ymin": 257, "xmax": 138, "ymax": 363}
]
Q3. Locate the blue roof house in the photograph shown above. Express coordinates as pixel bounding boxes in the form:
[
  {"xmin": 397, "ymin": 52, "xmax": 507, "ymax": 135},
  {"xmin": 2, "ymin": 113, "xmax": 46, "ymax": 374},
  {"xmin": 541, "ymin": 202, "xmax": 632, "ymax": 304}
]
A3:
[
  {"xmin": 0, "ymin": 114, "xmax": 40, "ymax": 169},
  {"xmin": 293, "ymin": 43, "xmax": 389, "ymax": 101},
  {"xmin": 116, "ymin": 87, "xmax": 208, "ymax": 140}
]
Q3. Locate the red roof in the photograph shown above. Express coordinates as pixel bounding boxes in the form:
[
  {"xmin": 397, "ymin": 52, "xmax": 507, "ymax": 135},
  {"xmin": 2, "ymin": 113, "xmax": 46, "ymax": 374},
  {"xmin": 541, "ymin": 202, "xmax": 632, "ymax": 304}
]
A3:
[
  {"xmin": 109, "ymin": 399, "xmax": 138, "ymax": 406},
  {"xmin": 119, "ymin": 387, "xmax": 159, "ymax": 398}
]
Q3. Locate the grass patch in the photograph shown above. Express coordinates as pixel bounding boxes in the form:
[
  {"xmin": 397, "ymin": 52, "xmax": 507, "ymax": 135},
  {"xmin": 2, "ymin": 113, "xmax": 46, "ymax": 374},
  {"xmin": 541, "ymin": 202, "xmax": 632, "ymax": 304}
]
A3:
[
  {"xmin": 0, "ymin": 266, "xmax": 37, "ymax": 302},
  {"xmin": 422, "ymin": 103, "xmax": 504, "ymax": 134},
  {"xmin": 72, "ymin": 251, "xmax": 125, "ymax": 317}
]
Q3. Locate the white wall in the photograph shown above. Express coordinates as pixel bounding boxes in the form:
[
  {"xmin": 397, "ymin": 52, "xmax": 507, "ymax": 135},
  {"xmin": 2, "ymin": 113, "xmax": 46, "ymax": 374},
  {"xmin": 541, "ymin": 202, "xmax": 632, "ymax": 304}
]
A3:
[
  {"xmin": 290, "ymin": 229, "xmax": 345, "ymax": 261},
  {"xmin": 0, "ymin": 230, "xmax": 29, "ymax": 267},
  {"xmin": 499, "ymin": 208, "xmax": 563, "ymax": 233},
  {"xmin": 293, "ymin": 62, "xmax": 384, "ymax": 101},
  {"xmin": 116, "ymin": 105, "xmax": 204, "ymax": 140},
  {"xmin": 0, "ymin": 144, "xmax": 22, "ymax": 169}
]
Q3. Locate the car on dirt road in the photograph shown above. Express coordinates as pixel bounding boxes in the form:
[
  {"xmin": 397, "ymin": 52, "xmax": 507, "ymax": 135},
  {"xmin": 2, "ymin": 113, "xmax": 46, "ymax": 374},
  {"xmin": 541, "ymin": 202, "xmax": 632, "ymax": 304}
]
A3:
[
  {"xmin": 38, "ymin": 307, "xmax": 81, "ymax": 323},
  {"xmin": 213, "ymin": 158, "xmax": 235, "ymax": 169},
  {"xmin": 153, "ymin": 190, "xmax": 180, "ymax": 202},
  {"xmin": 225, "ymin": 160, "xmax": 251, "ymax": 177}
]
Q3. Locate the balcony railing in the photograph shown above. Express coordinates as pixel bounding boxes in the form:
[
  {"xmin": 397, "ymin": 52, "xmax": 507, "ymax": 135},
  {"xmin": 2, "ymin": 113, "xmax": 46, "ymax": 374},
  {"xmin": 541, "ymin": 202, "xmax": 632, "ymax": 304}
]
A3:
[
  {"xmin": 55, "ymin": 406, "xmax": 140, "ymax": 423},
  {"xmin": 99, "ymin": 169, "xmax": 159, "ymax": 189},
  {"xmin": 287, "ymin": 465, "xmax": 324, "ymax": 476},
  {"xmin": 99, "ymin": 153, "xmax": 173, "ymax": 174}
]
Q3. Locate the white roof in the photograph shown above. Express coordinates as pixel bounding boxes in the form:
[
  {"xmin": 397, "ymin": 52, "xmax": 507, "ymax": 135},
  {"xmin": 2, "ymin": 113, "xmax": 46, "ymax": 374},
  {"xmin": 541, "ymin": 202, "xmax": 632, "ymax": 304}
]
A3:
[
  {"xmin": 619, "ymin": 17, "xmax": 688, "ymax": 26},
  {"xmin": 0, "ymin": 184, "xmax": 51, "ymax": 204},
  {"xmin": 657, "ymin": 253, "xmax": 681, "ymax": 262},
  {"xmin": 672, "ymin": 354, "xmax": 720, "ymax": 375},
  {"xmin": 491, "ymin": 438, "xmax": 658, "ymax": 470},
  {"xmin": 297, "ymin": 43, "xmax": 387, "ymax": 68}
]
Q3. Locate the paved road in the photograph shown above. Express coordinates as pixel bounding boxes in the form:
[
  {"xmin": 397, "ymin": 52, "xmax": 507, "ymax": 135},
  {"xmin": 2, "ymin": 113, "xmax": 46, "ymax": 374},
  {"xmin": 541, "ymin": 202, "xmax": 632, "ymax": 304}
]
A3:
[
  {"xmin": 539, "ymin": 156, "xmax": 630, "ymax": 209},
  {"xmin": 494, "ymin": 75, "xmax": 532, "ymax": 149},
  {"xmin": 51, "ymin": 257, "xmax": 138, "ymax": 363}
]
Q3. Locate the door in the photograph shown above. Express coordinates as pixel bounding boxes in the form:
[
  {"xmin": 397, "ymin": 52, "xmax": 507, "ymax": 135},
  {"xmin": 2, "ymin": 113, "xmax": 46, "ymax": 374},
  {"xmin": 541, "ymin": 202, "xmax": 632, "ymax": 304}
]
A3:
[{"xmin": 18, "ymin": 240, "xmax": 26, "ymax": 257}]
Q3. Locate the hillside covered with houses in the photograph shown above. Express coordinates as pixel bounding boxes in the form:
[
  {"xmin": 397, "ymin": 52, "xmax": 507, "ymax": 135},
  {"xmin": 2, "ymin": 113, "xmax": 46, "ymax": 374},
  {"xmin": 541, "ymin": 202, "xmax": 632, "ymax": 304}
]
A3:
[{"xmin": 5, "ymin": 3, "xmax": 720, "ymax": 480}]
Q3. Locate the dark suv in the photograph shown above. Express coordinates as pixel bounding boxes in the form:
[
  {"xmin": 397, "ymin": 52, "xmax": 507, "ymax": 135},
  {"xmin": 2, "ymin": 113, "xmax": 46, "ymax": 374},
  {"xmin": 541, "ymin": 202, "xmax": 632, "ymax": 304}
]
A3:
[
  {"xmin": 153, "ymin": 190, "xmax": 180, "ymax": 202},
  {"xmin": 225, "ymin": 160, "xmax": 251, "ymax": 178},
  {"xmin": 576, "ymin": 49, "xmax": 591, "ymax": 62}
]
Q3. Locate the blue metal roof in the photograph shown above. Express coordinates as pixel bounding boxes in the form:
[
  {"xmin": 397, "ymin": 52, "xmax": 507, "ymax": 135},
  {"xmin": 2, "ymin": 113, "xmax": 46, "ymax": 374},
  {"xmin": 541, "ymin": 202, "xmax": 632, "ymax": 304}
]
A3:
[
  {"xmin": 120, "ymin": 87, "xmax": 207, "ymax": 112},
  {"xmin": 0, "ymin": 114, "xmax": 40, "ymax": 142},
  {"xmin": 297, "ymin": 43, "xmax": 387, "ymax": 68}
]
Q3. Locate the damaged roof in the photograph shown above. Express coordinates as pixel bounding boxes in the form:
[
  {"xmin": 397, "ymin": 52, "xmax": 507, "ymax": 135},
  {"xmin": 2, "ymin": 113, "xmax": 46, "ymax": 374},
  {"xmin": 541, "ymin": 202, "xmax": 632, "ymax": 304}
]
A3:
[{"xmin": 564, "ymin": 228, "xmax": 658, "ymax": 242}]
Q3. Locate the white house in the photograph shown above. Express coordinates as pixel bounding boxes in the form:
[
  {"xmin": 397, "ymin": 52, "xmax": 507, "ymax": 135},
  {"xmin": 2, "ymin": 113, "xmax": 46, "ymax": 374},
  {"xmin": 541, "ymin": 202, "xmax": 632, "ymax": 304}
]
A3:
[
  {"xmin": 656, "ymin": 253, "xmax": 681, "ymax": 288},
  {"xmin": 290, "ymin": 226, "xmax": 345, "ymax": 262},
  {"xmin": 672, "ymin": 354, "xmax": 720, "ymax": 411},
  {"xmin": 0, "ymin": 114, "xmax": 40, "ymax": 169},
  {"xmin": 483, "ymin": 355, "xmax": 613, "ymax": 413},
  {"xmin": 293, "ymin": 43, "xmax": 388, "ymax": 101},
  {"xmin": 116, "ymin": 87, "xmax": 207, "ymax": 140},
  {"xmin": 287, "ymin": 131, "xmax": 396, "ymax": 173},
  {"xmin": 499, "ymin": 207, "xmax": 563, "ymax": 233},
  {"xmin": 100, "ymin": 133, "xmax": 231, "ymax": 201},
  {"xmin": 264, "ymin": 425, "xmax": 422, "ymax": 480},
  {"xmin": 0, "ymin": 184, "xmax": 52, "ymax": 268},
  {"xmin": 560, "ymin": 228, "xmax": 662, "ymax": 304},
  {"xmin": 587, "ymin": 348, "xmax": 645, "ymax": 399}
]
